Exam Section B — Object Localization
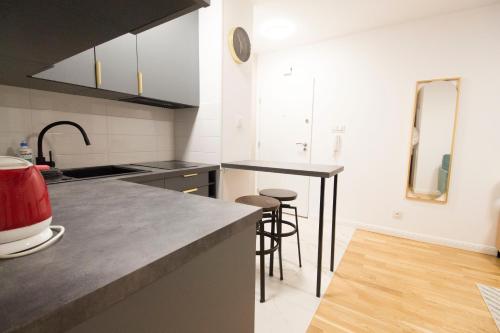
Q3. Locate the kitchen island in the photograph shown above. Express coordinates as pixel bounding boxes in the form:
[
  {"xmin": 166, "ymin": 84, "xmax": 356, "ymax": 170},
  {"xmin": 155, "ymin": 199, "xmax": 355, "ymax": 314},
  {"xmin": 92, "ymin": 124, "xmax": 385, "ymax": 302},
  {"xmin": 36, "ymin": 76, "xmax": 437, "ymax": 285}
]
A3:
[{"xmin": 0, "ymin": 166, "xmax": 261, "ymax": 333}]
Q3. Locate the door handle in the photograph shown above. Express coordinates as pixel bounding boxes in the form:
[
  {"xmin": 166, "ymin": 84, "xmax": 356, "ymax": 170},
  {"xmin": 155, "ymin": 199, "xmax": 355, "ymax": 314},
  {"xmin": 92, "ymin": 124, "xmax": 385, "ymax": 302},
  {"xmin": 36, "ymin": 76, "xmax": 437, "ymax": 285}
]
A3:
[{"xmin": 296, "ymin": 142, "xmax": 308, "ymax": 151}]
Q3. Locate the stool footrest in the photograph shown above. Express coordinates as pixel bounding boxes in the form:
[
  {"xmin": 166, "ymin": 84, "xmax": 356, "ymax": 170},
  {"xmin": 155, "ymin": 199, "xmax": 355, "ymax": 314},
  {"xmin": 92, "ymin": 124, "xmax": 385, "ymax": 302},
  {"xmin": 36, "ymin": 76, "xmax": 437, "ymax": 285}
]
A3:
[
  {"xmin": 260, "ymin": 219, "xmax": 298, "ymax": 238},
  {"xmin": 256, "ymin": 231, "xmax": 280, "ymax": 256}
]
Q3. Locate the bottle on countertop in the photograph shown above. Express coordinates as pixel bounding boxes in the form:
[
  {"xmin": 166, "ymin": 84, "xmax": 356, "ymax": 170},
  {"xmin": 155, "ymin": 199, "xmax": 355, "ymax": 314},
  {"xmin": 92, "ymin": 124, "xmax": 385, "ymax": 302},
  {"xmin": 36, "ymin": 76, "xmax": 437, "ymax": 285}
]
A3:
[{"xmin": 17, "ymin": 138, "xmax": 33, "ymax": 163}]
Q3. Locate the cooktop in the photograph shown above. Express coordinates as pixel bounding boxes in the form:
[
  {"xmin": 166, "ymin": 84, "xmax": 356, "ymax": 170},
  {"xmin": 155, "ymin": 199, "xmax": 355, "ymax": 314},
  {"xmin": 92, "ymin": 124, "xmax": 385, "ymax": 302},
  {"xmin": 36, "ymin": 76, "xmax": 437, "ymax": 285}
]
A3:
[{"xmin": 132, "ymin": 160, "xmax": 200, "ymax": 170}]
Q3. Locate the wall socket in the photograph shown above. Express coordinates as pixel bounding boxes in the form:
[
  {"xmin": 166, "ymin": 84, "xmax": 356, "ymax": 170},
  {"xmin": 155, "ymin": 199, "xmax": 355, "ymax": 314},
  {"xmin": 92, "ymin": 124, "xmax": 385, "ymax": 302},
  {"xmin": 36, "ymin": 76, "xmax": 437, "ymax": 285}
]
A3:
[{"xmin": 392, "ymin": 211, "xmax": 402, "ymax": 219}]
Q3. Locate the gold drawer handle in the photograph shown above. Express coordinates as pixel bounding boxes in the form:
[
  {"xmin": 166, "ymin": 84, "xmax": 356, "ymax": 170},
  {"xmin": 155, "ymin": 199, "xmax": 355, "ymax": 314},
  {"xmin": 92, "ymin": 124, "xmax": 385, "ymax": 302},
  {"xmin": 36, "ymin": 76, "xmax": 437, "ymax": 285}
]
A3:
[
  {"xmin": 183, "ymin": 173, "xmax": 198, "ymax": 178},
  {"xmin": 183, "ymin": 188, "xmax": 198, "ymax": 194},
  {"xmin": 95, "ymin": 61, "xmax": 102, "ymax": 88},
  {"xmin": 137, "ymin": 71, "xmax": 143, "ymax": 95}
]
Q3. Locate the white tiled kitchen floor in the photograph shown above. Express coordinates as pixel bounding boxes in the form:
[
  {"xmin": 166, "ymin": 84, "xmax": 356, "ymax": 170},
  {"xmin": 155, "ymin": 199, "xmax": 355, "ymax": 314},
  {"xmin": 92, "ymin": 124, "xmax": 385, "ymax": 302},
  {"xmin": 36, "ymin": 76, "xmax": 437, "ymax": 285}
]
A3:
[{"xmin": 254, "ymin": 215, "xmax": 355, "ymax": 333}]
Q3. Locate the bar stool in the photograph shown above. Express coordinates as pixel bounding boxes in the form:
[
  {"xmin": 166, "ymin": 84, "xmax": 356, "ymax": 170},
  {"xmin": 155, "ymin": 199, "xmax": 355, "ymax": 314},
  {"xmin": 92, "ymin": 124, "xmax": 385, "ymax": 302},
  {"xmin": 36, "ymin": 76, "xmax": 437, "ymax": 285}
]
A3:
[
  {"xmin": 259, "ymin": 188, "xmax": 302, "ymax": 276},
  {"xmin": 235, "ymin": 195, "xmax": 282, "ymax": 303}
]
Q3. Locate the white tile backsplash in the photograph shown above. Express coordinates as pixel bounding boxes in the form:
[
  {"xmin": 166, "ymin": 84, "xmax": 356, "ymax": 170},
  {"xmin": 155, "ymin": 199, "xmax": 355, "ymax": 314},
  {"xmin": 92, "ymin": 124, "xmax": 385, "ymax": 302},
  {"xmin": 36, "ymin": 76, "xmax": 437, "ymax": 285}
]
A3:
[
  {"xmin": 156, "ymin": 135, "xmax": 174, "ymax": 151},
  {"xmin": 107, "ymin": 116, "xmax": 156, "ymax": 135},
  {"xmin": 0, "ymin": 132, "xmax": 27, "ymax": 156},
  {"xmin": 0, "ymin": 107, "xmax": 32, "ymax": 132},
  {"xmin": 29, "ymin": 89, "xmax": 107, "ymax": 115},
  {"xmin": 0, "ymin": 85, "xmax": 31, "ymax": 108},
  {"xmin": 175, "ymin": 101, "xmax": 221, "ymax": 164},
  {"xmin": 56, "ymin": 154, "xmax": 109, "ymax": 169},
  {"xmin": 108, "ymin": 151, "xmax": 158, "ymax": 165},
  {"xmin": 0, "ymin": 85, "xmax": 175, "ymax": 169},
  {"xmin": 108, "ymin": 135, "xmax": 157, "ymax": 153},
  {"xmin": 45, "ymin": 133, "xmax": 108, "ymax": 155},
  {"xmin": 31, "ymin": 110, "xmax": 108, "ymax": 134}
]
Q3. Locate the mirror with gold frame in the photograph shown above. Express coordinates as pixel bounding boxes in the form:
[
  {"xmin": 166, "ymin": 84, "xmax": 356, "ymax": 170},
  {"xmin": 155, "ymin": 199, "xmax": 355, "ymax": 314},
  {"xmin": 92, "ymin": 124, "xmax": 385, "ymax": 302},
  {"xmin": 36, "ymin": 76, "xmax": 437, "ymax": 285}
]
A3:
[{"xmin": 406, "ymin": 77, "xmax": 461, "ymax": 204}]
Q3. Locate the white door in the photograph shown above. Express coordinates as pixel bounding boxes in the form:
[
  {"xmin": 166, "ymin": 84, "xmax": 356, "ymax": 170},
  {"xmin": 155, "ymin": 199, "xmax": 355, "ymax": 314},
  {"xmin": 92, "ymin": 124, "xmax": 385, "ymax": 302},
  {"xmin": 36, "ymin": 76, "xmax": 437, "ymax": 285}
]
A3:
[{"xmin": 257, "ymin": 73, "xmax": 314, "ymax": 217}]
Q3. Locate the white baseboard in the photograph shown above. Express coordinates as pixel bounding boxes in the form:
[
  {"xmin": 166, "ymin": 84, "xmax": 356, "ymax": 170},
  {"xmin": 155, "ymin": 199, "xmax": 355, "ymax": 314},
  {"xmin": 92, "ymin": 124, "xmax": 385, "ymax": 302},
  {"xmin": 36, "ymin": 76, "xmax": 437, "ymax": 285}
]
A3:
[{"xmin": 337, "ymin": 218, "xmax": 497, "ymax": 256}]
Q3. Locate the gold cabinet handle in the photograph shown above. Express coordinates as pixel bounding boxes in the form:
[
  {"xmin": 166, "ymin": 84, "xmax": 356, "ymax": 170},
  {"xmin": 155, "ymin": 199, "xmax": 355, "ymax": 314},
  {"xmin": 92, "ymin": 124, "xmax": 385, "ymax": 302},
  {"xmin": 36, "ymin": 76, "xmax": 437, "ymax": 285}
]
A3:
[
  {"xmin": 137, "ymin": 71, "xmax": 143, "ymax": 95},
  {"xmin": 183, "ymin": 188, "xmax": 198, "ymax": 194},
  {"xmin": 183, "ymin": 173, "xmax": 198, "ymax": 178},
  {"xmin": 95, "ymin": 61, "xmax": 102, "ymax": 88}
]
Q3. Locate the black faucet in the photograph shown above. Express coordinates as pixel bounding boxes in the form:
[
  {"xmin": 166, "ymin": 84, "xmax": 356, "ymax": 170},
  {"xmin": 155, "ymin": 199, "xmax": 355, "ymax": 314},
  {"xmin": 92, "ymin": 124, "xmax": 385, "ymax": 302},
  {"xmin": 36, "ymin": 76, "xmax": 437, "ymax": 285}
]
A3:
[{"xmin": 36, "ymin": 121, "xmax": 91, "ymax": 167}]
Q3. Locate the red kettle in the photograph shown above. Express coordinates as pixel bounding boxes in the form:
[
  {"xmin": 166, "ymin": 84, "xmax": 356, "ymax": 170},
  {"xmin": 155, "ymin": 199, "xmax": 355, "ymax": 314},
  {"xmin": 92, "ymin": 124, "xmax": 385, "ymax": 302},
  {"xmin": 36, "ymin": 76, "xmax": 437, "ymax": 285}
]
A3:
[{"xmin": 0, "ymin": 156, "xmax": 63, "ymax": 258}]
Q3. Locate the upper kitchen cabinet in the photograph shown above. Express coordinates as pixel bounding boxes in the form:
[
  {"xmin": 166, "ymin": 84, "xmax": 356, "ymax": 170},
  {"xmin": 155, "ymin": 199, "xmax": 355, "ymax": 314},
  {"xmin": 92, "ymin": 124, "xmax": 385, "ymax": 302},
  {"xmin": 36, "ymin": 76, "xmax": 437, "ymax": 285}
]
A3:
[
  {"xmin": 0, "ymin": 0, "xmax": 209, "ymax": 96},
  {"xmin": 95, "ymin": 34, "xmax": 138, "ymax": 95},
  {"xmin": 136, "ymin": 11, "xmax": 200, "ymax": 107},
  {"xmin": 32, "ymin": 49, "xmax": 96, "ymax": 88}
]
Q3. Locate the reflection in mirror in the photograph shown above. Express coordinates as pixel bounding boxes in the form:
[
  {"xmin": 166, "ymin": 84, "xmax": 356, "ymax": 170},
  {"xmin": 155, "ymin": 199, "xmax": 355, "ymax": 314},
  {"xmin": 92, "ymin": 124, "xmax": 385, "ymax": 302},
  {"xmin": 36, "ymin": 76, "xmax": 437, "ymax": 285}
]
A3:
[{"xmin": 406, "ymin": 78, "xmax": 460, "ymax": 204}]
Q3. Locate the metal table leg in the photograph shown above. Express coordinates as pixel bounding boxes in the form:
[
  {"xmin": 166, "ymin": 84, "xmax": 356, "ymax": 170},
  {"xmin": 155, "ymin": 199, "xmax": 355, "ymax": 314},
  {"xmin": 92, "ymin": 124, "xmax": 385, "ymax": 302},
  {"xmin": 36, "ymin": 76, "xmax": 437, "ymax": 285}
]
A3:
[
  {"xmin": 259, "ymin": 219, "xmax": 265, "ymax": 303},
  {"xmin": 330, "ymin": 174, "xmax": 338, "ymax": 272},
  {"xmin": 316, "ymin": 178, "xmax": 326, "ymax": 297}
]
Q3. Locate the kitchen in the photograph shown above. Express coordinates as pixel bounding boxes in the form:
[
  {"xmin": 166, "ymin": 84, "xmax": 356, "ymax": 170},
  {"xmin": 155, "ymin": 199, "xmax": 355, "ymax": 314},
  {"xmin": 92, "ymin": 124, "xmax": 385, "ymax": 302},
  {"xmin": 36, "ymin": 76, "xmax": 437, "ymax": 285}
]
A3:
[{"xmin": 1, "ymin": 1, "xmax": 500, "ymax": 332}]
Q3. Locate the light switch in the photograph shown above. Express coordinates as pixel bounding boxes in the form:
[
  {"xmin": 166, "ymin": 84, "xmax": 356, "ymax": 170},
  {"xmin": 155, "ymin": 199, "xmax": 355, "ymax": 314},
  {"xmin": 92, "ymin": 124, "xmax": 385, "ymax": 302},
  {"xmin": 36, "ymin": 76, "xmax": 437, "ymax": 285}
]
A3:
[
  {"xmin": 333, "ymin": 124, "xmax": 346, "ymax": 133},
  {"xmin": 236, "ymin": 116, "xmax": 243, "ymax": 129}
]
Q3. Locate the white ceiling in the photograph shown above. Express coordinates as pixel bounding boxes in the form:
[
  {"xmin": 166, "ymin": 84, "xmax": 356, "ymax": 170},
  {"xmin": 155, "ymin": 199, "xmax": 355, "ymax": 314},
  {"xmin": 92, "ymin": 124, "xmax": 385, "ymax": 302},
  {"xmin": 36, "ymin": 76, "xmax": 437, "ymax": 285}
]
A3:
[{"xmin": 253, "ymin": 0, "xmax": 500, "ymax": 52}]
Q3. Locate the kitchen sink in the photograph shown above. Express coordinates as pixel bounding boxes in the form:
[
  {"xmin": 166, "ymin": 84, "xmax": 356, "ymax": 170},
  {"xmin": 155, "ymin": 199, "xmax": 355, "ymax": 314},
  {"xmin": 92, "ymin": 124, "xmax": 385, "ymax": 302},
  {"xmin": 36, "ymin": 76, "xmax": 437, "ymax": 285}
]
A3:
[{"xmin": 61, "ymin": 165, "xmax": 148, "ymax": 179}]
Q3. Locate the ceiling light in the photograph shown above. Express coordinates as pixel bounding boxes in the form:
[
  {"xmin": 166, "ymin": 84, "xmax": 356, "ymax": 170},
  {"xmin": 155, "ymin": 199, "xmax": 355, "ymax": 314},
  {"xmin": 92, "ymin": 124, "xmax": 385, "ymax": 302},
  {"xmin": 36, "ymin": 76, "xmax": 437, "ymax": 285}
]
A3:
[{"xmin": 260, "ymin": 19, "xmax": 295, "ymax": 40}]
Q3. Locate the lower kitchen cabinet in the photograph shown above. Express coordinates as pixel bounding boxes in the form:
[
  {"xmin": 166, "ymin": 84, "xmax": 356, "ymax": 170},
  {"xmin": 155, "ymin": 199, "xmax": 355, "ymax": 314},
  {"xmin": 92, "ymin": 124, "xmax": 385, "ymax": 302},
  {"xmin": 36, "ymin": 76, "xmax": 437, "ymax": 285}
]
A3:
[
  {"xmin": 165, "ymin": 172, "xmax": 208, "ymax": 192},
  {"xmin": 184, "ymin": 186, "xmax": 209, "ymax": 197},
  {"xmin": 125, "ymin": 169, "xmax": 217, "ymax": 198},
  {"xmin": 140, "ymin": 178, "xmax": 165, "ymax": 189}
]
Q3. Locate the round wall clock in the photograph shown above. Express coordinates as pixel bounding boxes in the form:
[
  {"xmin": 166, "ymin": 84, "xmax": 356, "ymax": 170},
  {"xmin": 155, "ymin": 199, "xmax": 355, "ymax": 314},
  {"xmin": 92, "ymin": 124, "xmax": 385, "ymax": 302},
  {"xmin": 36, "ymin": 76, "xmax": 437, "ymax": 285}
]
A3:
[{"xmin": 228, "ymin": 27, "xmax": 251, "ymax": 64}]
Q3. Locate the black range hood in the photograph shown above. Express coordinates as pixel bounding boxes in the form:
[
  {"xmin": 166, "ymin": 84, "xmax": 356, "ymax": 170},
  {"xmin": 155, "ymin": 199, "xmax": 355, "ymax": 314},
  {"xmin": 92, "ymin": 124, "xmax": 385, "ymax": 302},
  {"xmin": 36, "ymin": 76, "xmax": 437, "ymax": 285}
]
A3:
[{"xmin": 121, "ymin": 96, "xmax": 196, "ymax": 109}]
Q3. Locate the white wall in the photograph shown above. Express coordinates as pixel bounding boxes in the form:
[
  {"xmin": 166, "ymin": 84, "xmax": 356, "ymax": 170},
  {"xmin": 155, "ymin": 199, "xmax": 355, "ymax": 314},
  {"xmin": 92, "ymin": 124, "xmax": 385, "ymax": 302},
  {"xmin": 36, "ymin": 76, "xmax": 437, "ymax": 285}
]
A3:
[
  {"xmin": 220, "ymin": 0, "xmax": 256, "ymax": 201},
  {"xmin": 0, "ymin": 85, "xmax": 174, "ymax": 168},
  {"xmin": 174, "ymin": 0, "xmax": 256, "ymax": 201},
  {"xmin": 175, "ymin": 1, "xmax": 223, "ymax": 165},
  {"xmin": 256, "ymin": 5, "xmax": 500, "ymax": 253}
]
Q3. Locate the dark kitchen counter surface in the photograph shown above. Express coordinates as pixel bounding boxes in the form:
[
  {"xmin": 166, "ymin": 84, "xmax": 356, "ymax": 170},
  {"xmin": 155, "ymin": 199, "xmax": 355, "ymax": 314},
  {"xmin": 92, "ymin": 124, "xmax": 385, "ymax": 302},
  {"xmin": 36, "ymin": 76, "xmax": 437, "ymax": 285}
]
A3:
[
  {"xmin": 0, "ymin": 163, "xmax": 261, "ymax": 333},
  {"xmin": 44, "ymin": 161, "xmax": 221, "ymax": 185}
]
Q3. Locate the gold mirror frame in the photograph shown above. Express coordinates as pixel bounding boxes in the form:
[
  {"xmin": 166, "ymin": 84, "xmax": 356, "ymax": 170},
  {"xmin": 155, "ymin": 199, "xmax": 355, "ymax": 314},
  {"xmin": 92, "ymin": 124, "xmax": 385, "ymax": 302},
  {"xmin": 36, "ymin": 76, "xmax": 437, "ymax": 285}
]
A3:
[{"xmin": 405, "ymin": 77, "xmax": 461, "ymax": 204}]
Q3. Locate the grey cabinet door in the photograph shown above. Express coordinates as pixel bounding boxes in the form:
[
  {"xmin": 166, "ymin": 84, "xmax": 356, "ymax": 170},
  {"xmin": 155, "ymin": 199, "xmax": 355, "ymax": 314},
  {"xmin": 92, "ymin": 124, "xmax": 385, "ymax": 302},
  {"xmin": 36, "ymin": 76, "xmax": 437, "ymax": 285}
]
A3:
[
  {"xmin": 137, "ymin": 11, "xmax": 199, "ymax": 106},
  {"xmin": 33, "ymin": 48, "xmax": 96, "ymax": 88},
  {"xmin": 95, "ymin": 34, "xmax": 138, "ymax": 95}
]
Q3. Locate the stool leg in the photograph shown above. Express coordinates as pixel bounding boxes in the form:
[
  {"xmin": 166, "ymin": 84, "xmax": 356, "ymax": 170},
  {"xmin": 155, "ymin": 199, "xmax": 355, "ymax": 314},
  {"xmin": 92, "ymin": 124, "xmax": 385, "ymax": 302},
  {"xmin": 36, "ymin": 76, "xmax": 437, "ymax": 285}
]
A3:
[
  {"xmin": 278, "ymin": 206, "xmax": 284, "ymax": 281},
  {"xmin": 269, "ymin": 211, "xmax": 275, "ymax": 277},
  {"xmin": 294, "ymin": 206, "xmax": 302, "ymax": 268},
  {"xmin": 259, "ymin": 219, "xmax": 265, "ymax": 303}
]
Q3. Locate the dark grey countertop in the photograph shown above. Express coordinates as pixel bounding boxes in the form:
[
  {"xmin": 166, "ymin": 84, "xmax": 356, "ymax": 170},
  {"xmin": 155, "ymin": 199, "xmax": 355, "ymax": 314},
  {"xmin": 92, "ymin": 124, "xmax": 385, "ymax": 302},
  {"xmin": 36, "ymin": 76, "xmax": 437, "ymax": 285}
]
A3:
[
  {"xmin": 0, "ymin": 163, "xmax": 261, "ymax": 333},
  {"xmin": 221, "ymin": 160, "xmax": 344, "ymax": 178},
  {"xmin": 45, "ymin": 161, "xmax": 220, "ymax": 185}
]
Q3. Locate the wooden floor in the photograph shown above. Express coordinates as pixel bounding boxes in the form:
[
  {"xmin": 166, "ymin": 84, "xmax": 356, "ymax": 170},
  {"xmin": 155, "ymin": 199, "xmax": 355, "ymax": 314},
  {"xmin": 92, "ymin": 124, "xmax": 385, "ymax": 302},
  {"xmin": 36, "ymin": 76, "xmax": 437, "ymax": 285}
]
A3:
[{"xmin": 308, "ymin": 230, "xmax": 500, "ymax": 333}]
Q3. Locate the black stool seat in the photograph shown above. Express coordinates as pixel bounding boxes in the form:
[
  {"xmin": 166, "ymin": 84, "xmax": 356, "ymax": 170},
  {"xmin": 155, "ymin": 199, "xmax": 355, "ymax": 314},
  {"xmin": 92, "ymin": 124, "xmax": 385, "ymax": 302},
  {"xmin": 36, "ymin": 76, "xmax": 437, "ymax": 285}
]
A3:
[
  {"xmin": 236, "ymin": 195, "xmax": 280, "ymax": 212},
  {"xmin": 259, "ymin": 188, "xmax": 297, "ymax": 201}
]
